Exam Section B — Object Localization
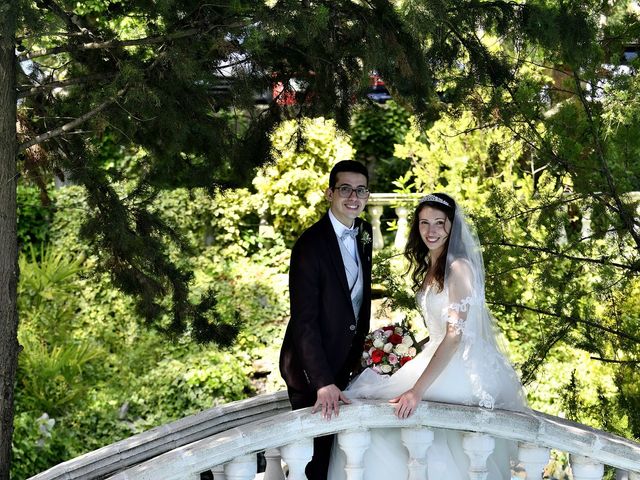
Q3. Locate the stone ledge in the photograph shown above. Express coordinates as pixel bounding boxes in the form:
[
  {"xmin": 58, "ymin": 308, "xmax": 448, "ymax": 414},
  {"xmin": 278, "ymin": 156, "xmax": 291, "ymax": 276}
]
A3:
[
  {"xmin": 29, "ymin": 391, "xmax": 290, "ymax": 480},
  {"xmin": 106, "ymin": 398, "xmax": 640, "ymax": 480}
]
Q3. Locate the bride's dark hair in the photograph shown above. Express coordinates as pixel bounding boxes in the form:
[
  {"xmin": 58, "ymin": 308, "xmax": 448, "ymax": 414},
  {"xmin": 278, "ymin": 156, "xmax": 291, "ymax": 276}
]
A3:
[{"xmin": 404, "ymin": 193, "xmax": 456, "ymax": 292}]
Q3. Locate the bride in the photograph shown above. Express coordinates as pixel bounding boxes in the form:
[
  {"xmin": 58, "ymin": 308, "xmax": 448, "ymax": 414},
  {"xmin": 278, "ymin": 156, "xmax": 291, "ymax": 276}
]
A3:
[{"xmin": 327, "ymin": 193, "xmax": 527, "ymax": 480}]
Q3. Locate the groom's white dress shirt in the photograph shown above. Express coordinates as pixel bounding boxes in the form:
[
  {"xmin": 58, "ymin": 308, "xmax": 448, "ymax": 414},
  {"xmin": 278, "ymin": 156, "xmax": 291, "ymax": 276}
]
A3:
[
  {"xmin": 328, "ymin": 209, "xmax": 357, "ymax": 262},
  {"xmin": 328, "ymin": 210, "xmax": 363, "ymax": 322}
]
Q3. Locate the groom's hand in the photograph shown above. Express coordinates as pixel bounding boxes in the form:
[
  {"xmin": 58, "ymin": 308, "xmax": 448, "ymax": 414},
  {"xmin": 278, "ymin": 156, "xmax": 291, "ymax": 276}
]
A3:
[{"xmin": 312, "ymin": 384, "xmax": 352, "ymax": 420}]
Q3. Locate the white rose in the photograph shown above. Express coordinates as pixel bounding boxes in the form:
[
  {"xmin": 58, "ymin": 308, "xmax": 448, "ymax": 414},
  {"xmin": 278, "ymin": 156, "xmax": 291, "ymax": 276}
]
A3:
[
  {"xmin": 395, "ymin": 327, "xmax": 403, "ymax": 335},
  {"xmin": 394, "ymin": 344, "xmax": 409, "ymax": 355},
  {"xmin": 383, "ymin": 343, "xmax": 393, "ymax": 353},
  {"xmin": 373, "ymin": 338, "xmax": 385, "ymax": 349},
  {"xmin": 380, "ymin": 364, "xmax": 392, "ymax": 373},
  {"xmin": 408, "ymin": 347, "xmax": 417, "ymax": 357},
  {"xmin": 402, "ymin": 336, "xmax": 414, "ymax": 347},
  {"xmin": 362, "ymin": 351, "xmax": 370, "ymax": 359}
]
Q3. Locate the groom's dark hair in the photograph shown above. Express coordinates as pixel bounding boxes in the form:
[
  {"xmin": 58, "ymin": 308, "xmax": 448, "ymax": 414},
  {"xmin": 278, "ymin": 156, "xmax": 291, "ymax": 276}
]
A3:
[{"xmin": 329, "ymin": 160, "xmax": 369, "ymax": 188}]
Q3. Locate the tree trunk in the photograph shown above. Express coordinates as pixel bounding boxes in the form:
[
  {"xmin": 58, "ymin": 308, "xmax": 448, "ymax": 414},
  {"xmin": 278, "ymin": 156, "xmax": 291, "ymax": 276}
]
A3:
[{"xmin": 0, "ymin": 1, "xmax": 19, "ymax": 479}]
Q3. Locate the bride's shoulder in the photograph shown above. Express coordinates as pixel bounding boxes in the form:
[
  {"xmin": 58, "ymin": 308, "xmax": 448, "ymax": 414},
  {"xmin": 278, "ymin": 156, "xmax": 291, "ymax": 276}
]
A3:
[{"xmin": 448, "ymin": 257, "xmax": 474, "ymax": 278}]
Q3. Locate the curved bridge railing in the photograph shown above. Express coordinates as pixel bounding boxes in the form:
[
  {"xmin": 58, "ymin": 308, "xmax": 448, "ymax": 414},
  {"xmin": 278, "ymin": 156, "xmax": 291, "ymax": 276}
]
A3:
[{"xmin": 30, "ymin": 391, "xmax": 640, "ymax": 480}]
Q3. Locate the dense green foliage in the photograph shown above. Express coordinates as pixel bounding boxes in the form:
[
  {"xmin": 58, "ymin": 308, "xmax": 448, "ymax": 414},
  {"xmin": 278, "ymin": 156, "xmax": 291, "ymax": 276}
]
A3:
[{"xmin": 12, "ymin": 186, "xmax": 289, "ymax": 478}]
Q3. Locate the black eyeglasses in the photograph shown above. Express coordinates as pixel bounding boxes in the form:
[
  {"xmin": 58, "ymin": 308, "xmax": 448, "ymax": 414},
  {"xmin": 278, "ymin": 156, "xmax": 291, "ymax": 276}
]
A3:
[{"xmin": 334, "ymin": 185, "xmax": 370, "ymax": 199}]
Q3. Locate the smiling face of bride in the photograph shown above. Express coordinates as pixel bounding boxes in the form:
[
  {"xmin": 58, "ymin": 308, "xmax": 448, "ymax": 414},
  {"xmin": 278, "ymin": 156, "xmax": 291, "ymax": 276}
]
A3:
[{"xmin": 418, "ymin": 206, "xmax": 452, "ymax": 260}]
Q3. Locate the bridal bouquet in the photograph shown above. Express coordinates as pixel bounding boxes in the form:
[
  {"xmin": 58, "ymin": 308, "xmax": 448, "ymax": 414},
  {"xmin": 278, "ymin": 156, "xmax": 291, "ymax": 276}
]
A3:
[{"xmin": 361, "ymin": 323, "xmax": 418, "ymax": 376}]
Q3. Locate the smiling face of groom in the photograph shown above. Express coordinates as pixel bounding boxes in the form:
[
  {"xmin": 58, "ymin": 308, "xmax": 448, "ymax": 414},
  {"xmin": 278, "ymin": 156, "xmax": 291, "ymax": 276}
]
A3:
[{"xmin": 325, "ymin": 170, "xmax": 369, "ymax": 228}]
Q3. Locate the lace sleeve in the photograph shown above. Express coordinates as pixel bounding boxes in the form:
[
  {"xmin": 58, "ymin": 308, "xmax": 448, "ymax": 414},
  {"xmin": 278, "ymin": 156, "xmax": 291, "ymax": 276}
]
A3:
[
  {"xmin": 445, "ymin": 258, "xmax": 475, "ymax": 334},
  {"xmin": 446, "ymin": 296, "xmax": 472, "ymax": 334}
]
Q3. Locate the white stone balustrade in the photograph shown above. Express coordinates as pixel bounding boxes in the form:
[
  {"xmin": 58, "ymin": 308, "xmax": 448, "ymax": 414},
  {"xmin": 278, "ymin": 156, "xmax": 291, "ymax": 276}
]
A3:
[
  {"xmin": 337, "ymin": 429, "xmax": 371, "ymax": 480},
  {"xmin": 462, "ymin": 432, "xmax": 495, "ymax": 480},
  {"xmin": 279, "ymin": 439, "xmax": 312, "ymax": 480},
  {"xmin": 224, "ymin": 455, "xmax": 255, "ymax": 480},
  {"xmin": 571, "ymin": 454, "xmax": 605, "ymax": 480},
  {"xmin": 517, "ymin": 442, "xmax": 550, "ymax": 479},
  {"xmin": 262, "ymin": 449, "xmax": 284, "ymax": 480},
  {"xmin": 367, "ymin": 193, "xmax": 421, "ymax": 250},
  {"xmin": 30, "ymin": 394, "xmax": 640, "ymax": 480},
  {"xmin": 400, "ymin": 427, "xmax": 434, "ymax": 480}
]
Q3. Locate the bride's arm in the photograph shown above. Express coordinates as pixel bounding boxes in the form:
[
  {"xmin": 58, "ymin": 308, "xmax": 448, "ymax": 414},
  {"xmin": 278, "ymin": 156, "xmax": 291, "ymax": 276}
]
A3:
[{"xmin": 390, "ymin": 259, "xmax": 473, "ymax": 419}]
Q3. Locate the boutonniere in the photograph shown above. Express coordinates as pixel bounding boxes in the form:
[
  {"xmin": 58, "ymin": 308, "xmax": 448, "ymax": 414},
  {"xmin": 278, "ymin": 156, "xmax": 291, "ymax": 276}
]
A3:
[{"xmin": 359, "ymin": 229, "xmax": 372, "ymax": 247}]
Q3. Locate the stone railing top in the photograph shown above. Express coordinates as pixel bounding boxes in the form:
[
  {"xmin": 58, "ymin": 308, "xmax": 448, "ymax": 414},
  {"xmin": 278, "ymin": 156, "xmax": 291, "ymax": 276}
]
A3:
[
  {"xmin": 367, "ymin": 193, "xmax": 422, "ymax": 206},
  {"xmin": 105, "ymin": 397, "xmax": 640, "ymax": 480},
  {"xmin": 29, "ymin": 391, "xmax": 291, "ymax": 480}
]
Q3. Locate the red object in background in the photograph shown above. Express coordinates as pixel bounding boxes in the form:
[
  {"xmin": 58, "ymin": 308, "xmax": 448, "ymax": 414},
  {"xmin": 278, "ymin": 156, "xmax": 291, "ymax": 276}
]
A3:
[
  {"xmin": 370, "ymin": 73, "xmax": 385, "ymax": 87},
  {"xmin": 272, "ymin": 80, "xmax": 297, "ymax": 106}
]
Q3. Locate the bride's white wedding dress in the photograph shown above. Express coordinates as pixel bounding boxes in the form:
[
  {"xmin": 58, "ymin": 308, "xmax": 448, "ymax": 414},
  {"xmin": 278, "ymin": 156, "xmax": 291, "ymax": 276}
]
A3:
[{"xmin": 327, "ymin": 284, "xmax": 527, "ymax": 480}]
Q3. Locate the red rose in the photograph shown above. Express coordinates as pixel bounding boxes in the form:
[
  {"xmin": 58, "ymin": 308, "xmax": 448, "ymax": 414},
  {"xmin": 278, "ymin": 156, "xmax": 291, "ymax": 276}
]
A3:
[
  {"xmin": 400, "ymin": 356, "xmax": 412, "ymax": 366},
  {"xmin": 382, "ymin": 326, "xmax": 395, "ymax": 332},
  {"xmin": 371, "ymin": 349, "xmax": 384, "ymax": 363},
  {"xmin": 389, "ymin": 333, "xmax": 403, "ymax": 345}
]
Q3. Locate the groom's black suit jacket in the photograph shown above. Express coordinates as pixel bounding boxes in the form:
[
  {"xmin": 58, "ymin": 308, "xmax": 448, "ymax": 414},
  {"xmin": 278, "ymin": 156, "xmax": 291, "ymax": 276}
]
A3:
[{"xmin": 280, "ymin": 213, "xmax": 373, "ymax": 398}]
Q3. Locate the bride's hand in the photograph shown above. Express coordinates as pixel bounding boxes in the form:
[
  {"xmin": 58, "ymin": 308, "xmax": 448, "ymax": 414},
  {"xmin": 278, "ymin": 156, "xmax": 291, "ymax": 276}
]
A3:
[{"xmin": 389, "ymin": 388, "xmax": 421, "ymax": 419}]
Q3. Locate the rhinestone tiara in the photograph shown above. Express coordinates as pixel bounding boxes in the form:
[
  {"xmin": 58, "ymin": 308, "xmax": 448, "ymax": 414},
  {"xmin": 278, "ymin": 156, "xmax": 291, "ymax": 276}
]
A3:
[{"xmin": 419, "ymin": 194, "xmax": 452, "ymax": 208}]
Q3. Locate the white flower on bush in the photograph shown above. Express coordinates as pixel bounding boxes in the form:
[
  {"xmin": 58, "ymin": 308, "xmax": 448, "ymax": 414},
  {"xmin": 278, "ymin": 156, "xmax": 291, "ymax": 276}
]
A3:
[
  {"xmin": 394, "ymin": 343, "xmax": 409, "ymax": 355},
  {"xmin": 380, "ymin": 364, "xmax": 393, "ymax": 374}
]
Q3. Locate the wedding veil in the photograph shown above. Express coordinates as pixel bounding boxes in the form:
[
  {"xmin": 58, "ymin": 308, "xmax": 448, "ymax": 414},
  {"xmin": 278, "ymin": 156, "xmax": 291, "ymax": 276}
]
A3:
[{"xmin": 444, "ymin": 199, "xmax": 527, "ymax": 411}]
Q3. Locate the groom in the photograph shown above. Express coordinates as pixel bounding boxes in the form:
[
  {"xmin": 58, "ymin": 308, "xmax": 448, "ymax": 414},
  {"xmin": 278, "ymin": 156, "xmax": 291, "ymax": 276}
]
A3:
[{"xmin": 279, "ymin": 160, "xmax": 373, "ymax": 479}]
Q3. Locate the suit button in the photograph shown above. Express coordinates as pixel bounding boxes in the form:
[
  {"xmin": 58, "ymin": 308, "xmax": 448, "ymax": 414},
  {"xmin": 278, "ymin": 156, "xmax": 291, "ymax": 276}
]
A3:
[{"xmin": 349, "ymin": 325, "xmax": 356, "ymax": 331}]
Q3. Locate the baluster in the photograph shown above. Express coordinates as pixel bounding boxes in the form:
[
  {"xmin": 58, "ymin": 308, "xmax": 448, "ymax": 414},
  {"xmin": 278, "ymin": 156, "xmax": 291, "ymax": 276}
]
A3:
[
  {"xmin": 337, "ymin": 429, "xmax": 372, "ymax": 480},
  {"xmin": 570, "ymin": 454, "xmax": 604, "ymax": 480},
  {"xmin": 517, "ymin": 443, "xmax": 550, "ymax": 479},
  {"xmin": 280, "ymin": 438, "xmax": 313, "ymax": 480},
  {"xmin": 263, "ymin": 448, "xmax": 285, "ymax": 480},
  {"xmin": 212, "ymin": 464, "xmax": 226, "ymax": 480},
  {"xmin": 368, "ymin": 205, "xmax": 384, "ymax": 250},
  {"xmin": 462, "ymin": 432, "xmax": 495, "ymax": 480},
  {"xmin": 401, "ymin": 427, "xmax": 434, "ymax": 480},
  {"xmin": 224, "ymin": 454, "xmax": 256, "ymax": 480},
  {"xmin": 394, "ymin": 205, "xmax": 409, "ymax": 250}
]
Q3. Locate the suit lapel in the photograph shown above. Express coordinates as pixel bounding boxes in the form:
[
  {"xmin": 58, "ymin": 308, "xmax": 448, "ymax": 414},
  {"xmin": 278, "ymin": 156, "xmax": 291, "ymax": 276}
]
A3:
[{"xmin": 355, "ymin": 218, "xmax": 371, "ymax": 273}]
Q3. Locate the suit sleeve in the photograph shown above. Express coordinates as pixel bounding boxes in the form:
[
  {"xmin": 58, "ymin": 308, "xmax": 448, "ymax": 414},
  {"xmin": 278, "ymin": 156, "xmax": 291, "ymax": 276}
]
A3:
[{"xmin": 288, "ymin": 237, "xmax": 335, "ymax": 390}]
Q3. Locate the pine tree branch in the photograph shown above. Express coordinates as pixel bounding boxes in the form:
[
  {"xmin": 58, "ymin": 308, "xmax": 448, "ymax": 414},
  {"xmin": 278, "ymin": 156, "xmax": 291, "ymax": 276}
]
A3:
[
  {"xmin": 18, "ymin": 89, "xmax": 126, "ymax": 152},
  {"xmin": 570, "ymin": 70, "xmax": 640, "ymax": 253},
  {"xmin": 491, "ymin": 302, "xmax": 640, "ymax": 344},
  {"xmin": 39, "ymin": 0, "xmax": 91, "ymax": 34},
  {"xmin": 484, "ymin": 241, "xmax": 639, "ymax": 271},
  {"xmin": 17, "ymin": 73, "xmax": 114, "ymax": 98},
  {"xmin": 590, "ymin": 356, "xmax": 640, "ymax": 365},
  {"xmin": 17, "ymin": 29, "xmax": 201, "ymax": 61}
]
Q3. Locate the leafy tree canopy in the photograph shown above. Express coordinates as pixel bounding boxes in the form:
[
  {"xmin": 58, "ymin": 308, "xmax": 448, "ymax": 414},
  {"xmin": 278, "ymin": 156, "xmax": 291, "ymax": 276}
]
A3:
[{"xmin": 14, "ymin": 0, "xmax": 598, "ymax": 341}]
